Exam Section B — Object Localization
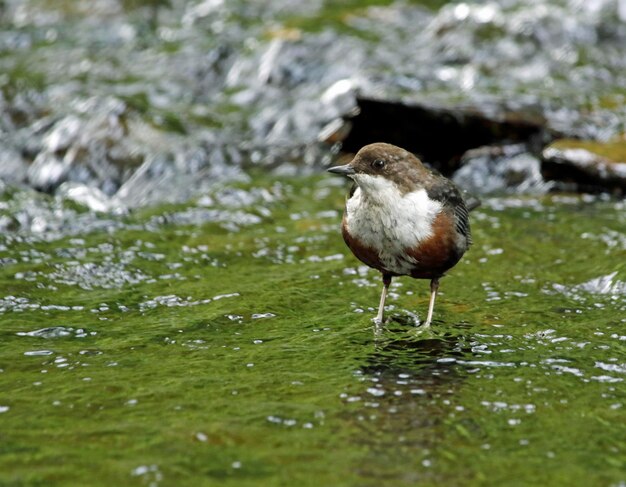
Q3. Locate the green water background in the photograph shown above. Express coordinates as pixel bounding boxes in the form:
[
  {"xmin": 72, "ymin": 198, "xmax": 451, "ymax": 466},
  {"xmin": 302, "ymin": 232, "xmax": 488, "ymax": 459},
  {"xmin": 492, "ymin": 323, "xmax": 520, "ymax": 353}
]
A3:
[
  {"xmin": 1, "ymin": 175, "xmax": 625, "ymax": 486},
  {"xmin": 1, "ymin": 0, "xmax": 626, "ymax": 484}
]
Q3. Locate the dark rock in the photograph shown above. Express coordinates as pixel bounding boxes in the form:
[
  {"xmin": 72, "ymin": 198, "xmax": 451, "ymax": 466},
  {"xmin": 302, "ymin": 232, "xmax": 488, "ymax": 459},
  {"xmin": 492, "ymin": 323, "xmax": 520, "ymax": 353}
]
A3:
[{"xmin": 339, "ymin": 97, "xmax": 555, "ymax": 174}]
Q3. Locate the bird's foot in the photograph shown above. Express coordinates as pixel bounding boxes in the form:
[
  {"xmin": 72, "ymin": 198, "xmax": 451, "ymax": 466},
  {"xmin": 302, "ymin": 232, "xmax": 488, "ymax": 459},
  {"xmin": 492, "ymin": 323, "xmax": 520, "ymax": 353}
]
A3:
[
  {"xmin": 410, "ymin": 322, "xmax": 437, "ymax": 338},
  {"xmin": 371, "ymin": 316, "xmax": 386, "ymax": 336},
  {"xmin": 372, "ymin": 315, "xmax": 386, "ymax": 326}
]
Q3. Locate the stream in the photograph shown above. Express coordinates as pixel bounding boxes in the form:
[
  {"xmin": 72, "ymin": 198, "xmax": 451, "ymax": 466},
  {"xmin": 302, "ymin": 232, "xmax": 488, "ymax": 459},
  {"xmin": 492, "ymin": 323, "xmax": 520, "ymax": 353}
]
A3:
[{"xmin": 1, "ymin": 1, "xmax": 625, "ymax": 485}]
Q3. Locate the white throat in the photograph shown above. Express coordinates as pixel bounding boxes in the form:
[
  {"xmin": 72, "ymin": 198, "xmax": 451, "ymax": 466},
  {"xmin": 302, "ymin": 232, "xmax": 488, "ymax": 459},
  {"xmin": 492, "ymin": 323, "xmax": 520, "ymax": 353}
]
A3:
[{"xmin": 351, "ymin": 174, "xmax": 406, "ymax": 205}]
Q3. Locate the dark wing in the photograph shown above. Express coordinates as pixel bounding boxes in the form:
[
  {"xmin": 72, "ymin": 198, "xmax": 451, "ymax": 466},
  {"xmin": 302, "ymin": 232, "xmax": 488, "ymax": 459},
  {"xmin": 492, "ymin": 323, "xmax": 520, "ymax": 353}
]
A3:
[
  {"xmin": 426, "ymin": 177, "xmax": 473, "ymax": 245},
  {"xmin": 453, "ymin": 200, "xmax": 472, "ymax": 245}
]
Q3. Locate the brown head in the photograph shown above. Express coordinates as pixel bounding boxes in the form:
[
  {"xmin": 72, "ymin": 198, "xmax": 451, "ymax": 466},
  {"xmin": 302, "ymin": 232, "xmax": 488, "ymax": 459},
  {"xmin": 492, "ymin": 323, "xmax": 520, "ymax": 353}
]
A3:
[{"xmin": 327, "ymin": 143, "xmax": 434, "ymax": 195}]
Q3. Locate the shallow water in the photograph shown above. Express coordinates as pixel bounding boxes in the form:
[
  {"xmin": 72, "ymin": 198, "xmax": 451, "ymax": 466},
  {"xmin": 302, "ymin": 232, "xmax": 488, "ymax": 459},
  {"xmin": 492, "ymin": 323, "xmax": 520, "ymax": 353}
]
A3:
[
  {"xmin": 1, "ymin": 174, "xmax": 624, "ymax": 486},
  {"xmin": 1, "ymin": 2, "xmax": 625, "ymax": 483}
]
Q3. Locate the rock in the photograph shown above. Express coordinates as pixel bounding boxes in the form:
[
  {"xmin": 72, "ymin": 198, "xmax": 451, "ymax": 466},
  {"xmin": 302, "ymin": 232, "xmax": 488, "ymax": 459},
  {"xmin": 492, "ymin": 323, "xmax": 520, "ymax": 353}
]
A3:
[
  {"xmin": 43, "ymin": 115, "xmax": 82, "ymax": 153},
  {"xmin": 339, "ymin": 96, "xmax": 554, "ymax": 174},
  {"xmin": 56, "ymin": 182, "xmax": 126, "ymax": 214},
  {"xmin": 318, "ymin": 118, "xmax": 352, "ymax": 144},
  {"xmin": 453, "ymin": 144, "xmax": 552, "ymax": 195},
  {"xmin": 0, "ymin": 148, "xmax": 28, "ymax": 184},
  {"xmin": 25, "ymin": 102, "xmax": 135, "ymax": 194},
  {"xmin": 27, "ymin": 152, "xmax": 71, "ymax": 192},
  {"xmin": 320, "ymin": 79, "xmax": 359, "ymax": 119},
  {"xmin": 542, "ymin": 138, "xmax": 626, "ymax": 194},
  {"xmin": 114, "ymin": 147, "xmax": 248, "ymax": 208}
]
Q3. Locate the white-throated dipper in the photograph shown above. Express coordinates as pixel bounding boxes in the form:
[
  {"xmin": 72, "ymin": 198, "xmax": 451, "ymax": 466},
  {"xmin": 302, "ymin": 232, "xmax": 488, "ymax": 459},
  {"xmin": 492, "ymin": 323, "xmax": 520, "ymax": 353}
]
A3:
[{"xmin": 328, "ymin": 142, "xmax": 478, "ymax": 327}]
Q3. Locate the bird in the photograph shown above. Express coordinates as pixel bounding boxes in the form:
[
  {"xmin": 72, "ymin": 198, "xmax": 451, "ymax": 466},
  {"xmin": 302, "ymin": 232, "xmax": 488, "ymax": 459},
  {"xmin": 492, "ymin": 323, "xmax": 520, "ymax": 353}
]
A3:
[{"xmin": 327, "ymin": 142, "xmax": 478, "ymax": 327}]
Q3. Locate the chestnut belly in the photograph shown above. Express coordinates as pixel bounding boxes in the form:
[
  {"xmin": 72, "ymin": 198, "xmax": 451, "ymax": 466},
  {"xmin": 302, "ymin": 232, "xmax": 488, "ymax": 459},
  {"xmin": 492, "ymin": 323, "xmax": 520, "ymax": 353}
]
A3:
[{"xmin": 342, "ymin": 211, "xmax": 466, "ymax": 279}]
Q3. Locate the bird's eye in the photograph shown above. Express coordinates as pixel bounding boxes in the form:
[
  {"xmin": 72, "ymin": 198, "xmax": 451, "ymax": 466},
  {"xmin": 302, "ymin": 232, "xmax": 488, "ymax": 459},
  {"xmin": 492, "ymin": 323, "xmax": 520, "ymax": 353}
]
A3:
[{"xmin": 372, "ymin": 159, "xmax": 385, "ymax": 169}]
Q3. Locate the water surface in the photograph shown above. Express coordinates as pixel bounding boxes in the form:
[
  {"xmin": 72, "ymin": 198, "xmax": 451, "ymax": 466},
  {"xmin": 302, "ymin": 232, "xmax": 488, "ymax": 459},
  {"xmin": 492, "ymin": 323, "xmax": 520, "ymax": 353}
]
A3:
[{"xmin": 1, "ymin": 175, "xmax": 624, "ymax": 486}]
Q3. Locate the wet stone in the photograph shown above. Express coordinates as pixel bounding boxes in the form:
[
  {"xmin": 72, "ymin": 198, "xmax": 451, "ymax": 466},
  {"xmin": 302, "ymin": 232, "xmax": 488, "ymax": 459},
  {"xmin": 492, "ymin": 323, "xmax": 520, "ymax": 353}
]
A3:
[
  {"xmin": 340, "ymin": 98, "xmax": 551, "ymax": 172},
  {"xmin": 454, "ymin": 145, "xmax": 552, "ymax": 195},
  {"xmin": 542, "ymin": 139, "xmax": 626, "ymax": 194}
]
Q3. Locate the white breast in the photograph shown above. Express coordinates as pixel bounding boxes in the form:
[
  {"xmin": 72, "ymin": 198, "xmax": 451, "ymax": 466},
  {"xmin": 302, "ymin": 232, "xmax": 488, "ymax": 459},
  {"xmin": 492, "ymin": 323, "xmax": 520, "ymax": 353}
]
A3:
[{"xmin": 345, "ymin": 174, "xmax": 442, "ymax": 274}]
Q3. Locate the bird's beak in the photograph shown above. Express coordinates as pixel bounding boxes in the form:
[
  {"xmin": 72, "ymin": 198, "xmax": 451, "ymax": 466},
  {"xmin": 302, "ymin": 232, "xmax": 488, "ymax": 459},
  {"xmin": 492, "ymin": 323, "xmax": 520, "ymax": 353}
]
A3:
[{"xmin": 327, "ymin": 164, "xmax": 356, "ymax": 176}]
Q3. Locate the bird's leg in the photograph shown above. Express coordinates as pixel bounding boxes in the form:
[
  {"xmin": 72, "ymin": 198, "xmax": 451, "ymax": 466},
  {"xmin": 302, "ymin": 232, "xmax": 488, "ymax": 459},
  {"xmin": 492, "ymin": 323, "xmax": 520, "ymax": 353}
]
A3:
[
  {"xmin": 423, "ymin": 278, "xmax": 439, "ymax": 328},
  {"xmin": 375, "ymin": 274, "xmax": 392, "ymax": 324}
]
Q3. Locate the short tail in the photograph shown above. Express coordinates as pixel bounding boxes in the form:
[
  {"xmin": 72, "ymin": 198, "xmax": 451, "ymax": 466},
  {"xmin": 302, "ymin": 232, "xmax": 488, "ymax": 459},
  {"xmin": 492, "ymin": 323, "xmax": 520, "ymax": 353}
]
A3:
[{"xmin": 464, "ymin": 194, "xmax": 481, "ymax": 212}]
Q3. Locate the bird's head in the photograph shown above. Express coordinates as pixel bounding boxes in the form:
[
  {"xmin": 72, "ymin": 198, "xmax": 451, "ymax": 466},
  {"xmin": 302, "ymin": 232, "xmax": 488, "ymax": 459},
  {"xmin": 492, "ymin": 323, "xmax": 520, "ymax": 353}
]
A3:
[{"xmin": 327, "ymin": 143, "xmax": 429, "ymax": 195}]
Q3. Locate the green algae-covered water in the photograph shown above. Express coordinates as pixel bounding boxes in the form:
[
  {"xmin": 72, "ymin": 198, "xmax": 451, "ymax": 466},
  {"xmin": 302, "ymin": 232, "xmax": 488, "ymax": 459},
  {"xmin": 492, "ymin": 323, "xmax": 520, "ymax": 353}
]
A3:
[{"xmin": 1, "ymin": 175, "xmax": 625, "ymax": 486}]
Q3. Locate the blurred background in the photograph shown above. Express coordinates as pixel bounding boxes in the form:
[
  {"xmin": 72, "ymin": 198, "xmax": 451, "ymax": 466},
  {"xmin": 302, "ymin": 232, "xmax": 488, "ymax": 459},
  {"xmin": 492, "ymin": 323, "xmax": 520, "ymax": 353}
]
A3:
[
  {"xmin": 1, "ymin": 3, "xmax": 626, "ymax": 485},
  {"xmin": 1, "ymin": 0, "xmax": 625, "ymax": 217}
]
